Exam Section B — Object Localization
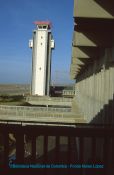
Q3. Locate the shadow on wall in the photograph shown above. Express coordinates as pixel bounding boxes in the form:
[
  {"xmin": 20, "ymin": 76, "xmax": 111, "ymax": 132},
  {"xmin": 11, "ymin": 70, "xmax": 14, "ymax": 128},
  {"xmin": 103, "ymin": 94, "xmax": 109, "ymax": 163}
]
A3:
[
  {"xmin": 76, "ymin": 60, "xmax": 114, "ymax": 125},
  {"xmin": 76, "ymin": 29, "xmax": 114, "ymax": 48},
  {"xmin": 77, "ymin": 59, "xmax": 114, "ymax": 82},
  {"xmin": 90, "ymin": 94, "xmax": 114, "ymax": 125},
  {"xmin": 95, "ymin": 0, "xmax": 114, "ymax": 16}
]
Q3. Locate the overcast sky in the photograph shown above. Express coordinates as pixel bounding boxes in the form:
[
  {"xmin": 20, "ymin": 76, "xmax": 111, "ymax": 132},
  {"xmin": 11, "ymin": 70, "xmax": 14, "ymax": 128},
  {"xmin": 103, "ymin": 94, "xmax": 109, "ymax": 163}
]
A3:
[{"xmin": 0, "ymin": 0, "xmax": 74, "ymax": 84}]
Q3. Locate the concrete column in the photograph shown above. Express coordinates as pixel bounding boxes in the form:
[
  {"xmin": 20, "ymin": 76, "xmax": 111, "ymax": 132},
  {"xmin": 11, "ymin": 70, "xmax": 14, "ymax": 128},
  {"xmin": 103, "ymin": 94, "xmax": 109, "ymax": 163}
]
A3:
[
  {"xmin": 109, "ymin": 66, "xmax": 114, "ymax": 124},
  {"xmin": 92, "ymin": 67, "xmax": 95, "ymax": 121},
  {"xmin": 101, "ymin": 66, "xmax": 105, "ymax": 123},
  {"xmin": 111, "ymin": 66, "xmax": 114, "ymax": 123},
  {"xmin": 98, "ymin": 72, "xmax": 102, "ymax": 112},
  {"xmin": 104, "ymin": 69, "xmax": 110, "ymax": 123},
  {"xmin": 94, "ymin": 72, "xmax": 98, "ymax": 117}
]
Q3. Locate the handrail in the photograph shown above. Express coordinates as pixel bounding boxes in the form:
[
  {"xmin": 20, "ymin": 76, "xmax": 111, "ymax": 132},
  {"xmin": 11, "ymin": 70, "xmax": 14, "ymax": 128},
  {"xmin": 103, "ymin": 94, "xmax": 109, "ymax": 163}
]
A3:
[
  {"xmin": 0, "ymin": 105, "xmax": 71, "ymax": 112},
  {"xmin": 26, "ymin": 96, "xmax": 73, "ymax": 102}
]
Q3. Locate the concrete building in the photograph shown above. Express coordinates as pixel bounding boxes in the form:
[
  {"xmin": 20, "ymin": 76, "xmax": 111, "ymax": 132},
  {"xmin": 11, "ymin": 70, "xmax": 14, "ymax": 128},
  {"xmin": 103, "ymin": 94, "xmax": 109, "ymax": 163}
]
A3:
[
  {"xmin": 1, "ymin": 2, "xmax": 114, "ymax": 174},
  {"xmin": 70, "ymin": 0, "xmax": 114, "ymax": 124},
  {"xmin": 29, "ymin": 21, "xmax": 55, "ymax": 96}
]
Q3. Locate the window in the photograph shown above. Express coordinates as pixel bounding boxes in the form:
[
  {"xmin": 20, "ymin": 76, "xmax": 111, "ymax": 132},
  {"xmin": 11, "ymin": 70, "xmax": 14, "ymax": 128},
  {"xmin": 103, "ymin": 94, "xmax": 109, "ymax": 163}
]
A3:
[
  {"xmin": 43, "ymin": 26, "xmax": 47, "ymax": 29},
  {"xmin": 38, "ymin": 26, "xmax": 42, "ymax": 29}
]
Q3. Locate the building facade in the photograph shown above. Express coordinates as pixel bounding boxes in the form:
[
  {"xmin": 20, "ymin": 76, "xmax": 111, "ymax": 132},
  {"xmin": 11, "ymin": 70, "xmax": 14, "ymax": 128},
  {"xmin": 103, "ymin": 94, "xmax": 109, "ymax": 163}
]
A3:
[{"xmin": 70, "ymin": 0, "xmax": 114, "ymax": 124}]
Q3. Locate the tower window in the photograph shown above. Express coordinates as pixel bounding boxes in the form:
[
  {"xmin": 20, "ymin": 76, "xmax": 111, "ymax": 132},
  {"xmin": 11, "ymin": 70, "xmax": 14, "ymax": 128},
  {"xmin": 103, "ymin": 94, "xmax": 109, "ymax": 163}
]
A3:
[
  {"xmin": 38, "ymin": 26, "xmax": 42, "ymax": 29},
  {"xmin": 43, "ymin": 26, "xmax": 47, "ymax": 29}
]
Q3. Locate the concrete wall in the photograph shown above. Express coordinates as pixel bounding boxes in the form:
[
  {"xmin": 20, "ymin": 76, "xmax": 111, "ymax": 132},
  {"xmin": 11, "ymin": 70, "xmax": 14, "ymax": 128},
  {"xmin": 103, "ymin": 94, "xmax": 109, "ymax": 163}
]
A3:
[
  {"xmin": 71, "ymin": 0, "xmax": 114, "ymax": 124},
  {"xmin": 75, "ymin": 47, "xmax": 114, "ymax": 124}
]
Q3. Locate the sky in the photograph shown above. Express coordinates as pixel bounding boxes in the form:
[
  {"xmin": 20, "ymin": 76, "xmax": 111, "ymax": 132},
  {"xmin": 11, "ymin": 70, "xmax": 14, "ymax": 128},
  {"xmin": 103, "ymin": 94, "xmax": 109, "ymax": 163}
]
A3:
[{"xmin": 0, "ymin": 0, "xmax": 74, "ymax": 84}]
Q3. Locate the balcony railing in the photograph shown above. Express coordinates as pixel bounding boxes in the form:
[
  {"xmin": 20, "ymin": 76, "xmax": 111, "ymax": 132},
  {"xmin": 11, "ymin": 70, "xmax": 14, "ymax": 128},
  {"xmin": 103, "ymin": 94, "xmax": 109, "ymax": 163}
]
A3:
[{"xmin": 0, "ymin": 123, "xmax": 114, "ymax": 175}]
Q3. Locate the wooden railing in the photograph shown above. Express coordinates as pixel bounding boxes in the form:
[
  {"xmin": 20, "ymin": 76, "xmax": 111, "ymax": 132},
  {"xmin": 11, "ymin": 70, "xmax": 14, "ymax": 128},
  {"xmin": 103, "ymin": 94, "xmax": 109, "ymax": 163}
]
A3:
[{"xmin": 0, "ymin": 123, "xmax": 114, "ymax": 175}]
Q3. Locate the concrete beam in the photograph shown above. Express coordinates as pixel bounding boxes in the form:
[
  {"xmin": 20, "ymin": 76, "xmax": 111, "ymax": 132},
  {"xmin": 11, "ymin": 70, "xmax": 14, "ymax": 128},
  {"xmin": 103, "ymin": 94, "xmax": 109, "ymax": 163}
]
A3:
[
  {"xmin": 73, "ymin": 31, "xmax": 113, "ymax": 47},
  {"xmin": 74, "ymin": 0, "xmax": 114, "ymax": 19},
  {"xmin": 70, "ymin": 67, "xmax": 80, "ymax": 73},
  {"xmin": 70, "ymin": 66, "xmax": 80, "ymax": 74},
  {"xmin": 73, "ymin": 31, "xmax": 97, "ymax": 47},
  {"xmin": 72, "ymin": 46, "xmax": 101, "ymax": 58},
  {"xmin": 70, "ymin": 63, "xmax": 81, "ymax": 70},
  {"xmin": 72, "ymin": 46, "xmax": 90, "ymax": 58},
  {"xmin": 70, "ymin": 70, "xmax": 79, "ymax": 76},
  {"xmin": 70, "ymin": 72, "xmax": 79, "ymax": 79},
  {"xmin": 70, "ymin": 63, "xmax": 84, "ymax": 78},
  {"xmin": 70, "ymin": 76, "xmax": 75, "ymax": 79},
  {"xmin": 74, "ymin": 18, "xmax": 114, "ymax": 32},
  {"xmin": 72, "ymin": 58, "xmax": 85, "ymax": 65},
  {"xmin": 72, "ymin": 57, "xmax": 93, "ymax": 66}
]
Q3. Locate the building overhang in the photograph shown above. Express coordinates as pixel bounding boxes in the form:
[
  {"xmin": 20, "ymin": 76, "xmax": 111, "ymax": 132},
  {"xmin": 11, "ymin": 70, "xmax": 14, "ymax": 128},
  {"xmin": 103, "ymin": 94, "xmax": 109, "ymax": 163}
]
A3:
[{"xmin": 70, "ymin": 0, "xmax": 114, "ymax": 79}]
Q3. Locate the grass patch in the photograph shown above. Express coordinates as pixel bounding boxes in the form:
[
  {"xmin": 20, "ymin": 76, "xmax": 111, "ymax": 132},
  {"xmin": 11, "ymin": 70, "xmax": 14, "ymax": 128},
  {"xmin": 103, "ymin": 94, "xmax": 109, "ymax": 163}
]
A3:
[
  {"xmin": 0, "ymin": 95, "xmax": 32, "ymax": 106},
  {"xmin": 0, "ymin": 95, "xmax": 24, "ymax": 102}
]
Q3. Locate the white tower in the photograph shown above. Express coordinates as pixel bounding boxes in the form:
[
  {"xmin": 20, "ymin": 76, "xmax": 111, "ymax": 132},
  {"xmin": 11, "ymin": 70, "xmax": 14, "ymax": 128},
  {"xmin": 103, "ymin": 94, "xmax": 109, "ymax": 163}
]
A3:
[{"xmin": 29, "ymin": 21, "xmax": 55, "ymax": 96}]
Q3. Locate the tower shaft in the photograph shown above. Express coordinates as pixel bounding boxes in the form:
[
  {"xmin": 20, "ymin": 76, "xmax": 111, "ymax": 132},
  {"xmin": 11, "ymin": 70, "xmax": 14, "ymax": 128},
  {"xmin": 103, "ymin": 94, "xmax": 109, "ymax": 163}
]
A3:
[{"xmin": 29, "ymin": 21, "xmax": 55, "ymax": 96}]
